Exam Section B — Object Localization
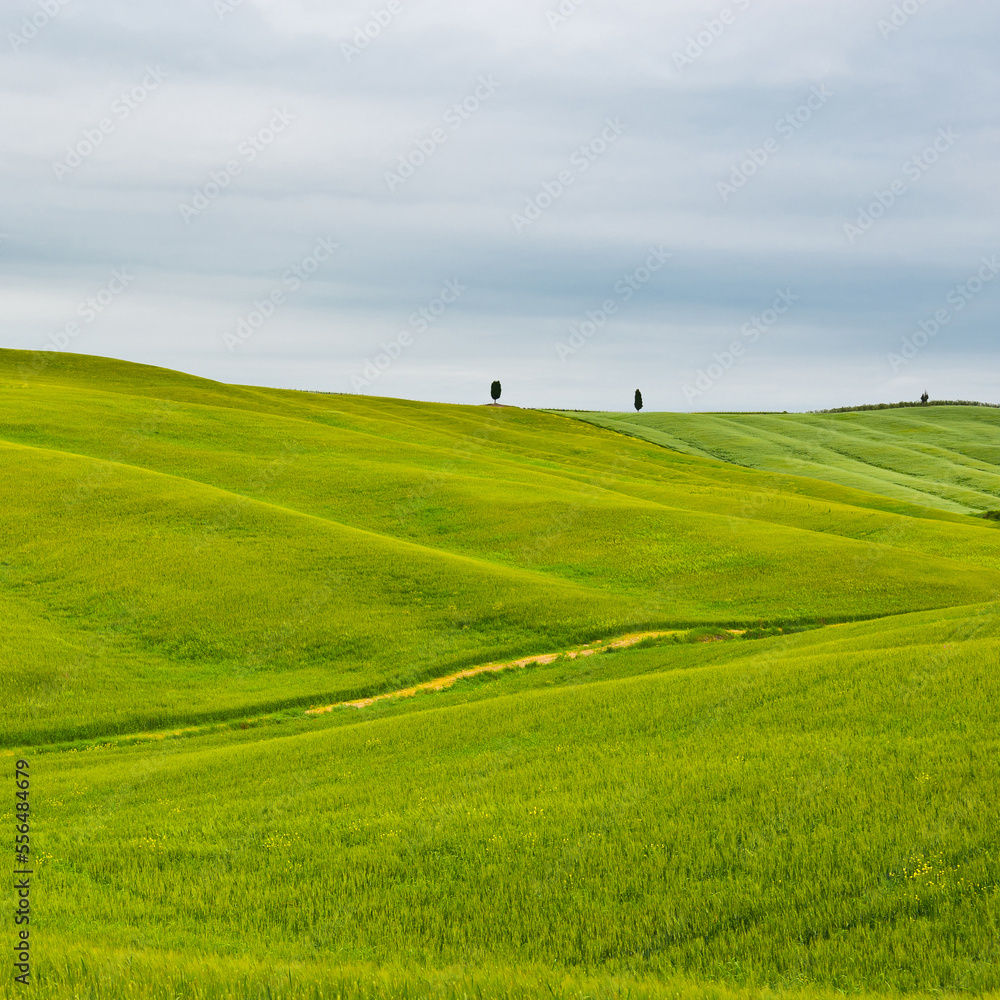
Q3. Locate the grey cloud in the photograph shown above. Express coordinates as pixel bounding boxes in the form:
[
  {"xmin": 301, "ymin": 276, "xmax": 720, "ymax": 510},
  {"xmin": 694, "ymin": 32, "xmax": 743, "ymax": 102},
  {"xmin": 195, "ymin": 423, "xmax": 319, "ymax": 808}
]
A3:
[{"xmin": 1, "ymin": 0, "xmax": 998, "ymax": 411}]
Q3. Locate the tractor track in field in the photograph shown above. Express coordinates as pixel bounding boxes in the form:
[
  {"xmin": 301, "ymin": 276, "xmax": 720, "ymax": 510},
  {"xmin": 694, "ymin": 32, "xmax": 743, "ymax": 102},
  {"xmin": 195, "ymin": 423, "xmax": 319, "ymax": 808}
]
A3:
[
  {"xmin": 30, "ymin": 627, "xmax": 751, "ymax": 755},
  {"xmin": 304, "ymin": 629, "xmax": 687, "ymax": 715}
]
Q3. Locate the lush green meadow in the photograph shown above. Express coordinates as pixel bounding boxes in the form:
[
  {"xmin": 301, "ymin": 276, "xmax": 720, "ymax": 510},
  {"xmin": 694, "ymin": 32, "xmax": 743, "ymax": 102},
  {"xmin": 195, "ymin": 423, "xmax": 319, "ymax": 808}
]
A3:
[
  {"xmin": 6, "ymin": 350, "xmax": 1000, "ymax": 744},
  {"xmin": 7, "ymin": 604, "xmax": 1000, "ymax": 998},
  {"xmin": 566, "ymin": 407, "xmax": 1000, "ymax": 515},
  {"xmin": 2, "ymin": 350, "xmax": 1000, "ymax": 998}
]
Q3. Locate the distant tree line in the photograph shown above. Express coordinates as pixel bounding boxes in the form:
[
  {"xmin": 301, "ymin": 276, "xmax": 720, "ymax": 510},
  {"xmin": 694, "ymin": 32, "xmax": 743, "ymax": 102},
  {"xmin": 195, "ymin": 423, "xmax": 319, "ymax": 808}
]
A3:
[{"xmin": 810, "ymin": 400, "xmax": 1000, "ymax": 414}]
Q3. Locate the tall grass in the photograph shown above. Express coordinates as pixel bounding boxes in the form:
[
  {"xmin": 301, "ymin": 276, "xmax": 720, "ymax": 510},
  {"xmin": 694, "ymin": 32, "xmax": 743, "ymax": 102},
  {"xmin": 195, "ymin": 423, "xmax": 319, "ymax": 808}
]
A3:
[
  {"xmin": 13, "ymin": 608, "xmax": 1000, "ymax": 995},
  {"xmin": 11, "ymin": 949, "xmax": 971, "ymax": 1000},
  {"xmin": 4, "ymin": 350, "xmax": 1000, "ymax": 998}
]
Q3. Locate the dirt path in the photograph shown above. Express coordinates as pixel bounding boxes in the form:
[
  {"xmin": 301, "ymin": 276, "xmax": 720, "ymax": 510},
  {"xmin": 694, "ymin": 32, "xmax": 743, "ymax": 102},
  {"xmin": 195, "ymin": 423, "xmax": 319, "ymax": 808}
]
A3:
[{"xmin": 305, "ymin": 630, "xmax": 681, "ymax": 715}]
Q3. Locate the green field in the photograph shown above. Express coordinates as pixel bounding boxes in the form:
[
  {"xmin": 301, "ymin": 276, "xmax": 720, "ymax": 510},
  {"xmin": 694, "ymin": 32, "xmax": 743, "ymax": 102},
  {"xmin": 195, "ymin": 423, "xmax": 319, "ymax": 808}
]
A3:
[
  {"xmin": 2, "ymin": 350, "xmax": 999, "ymax": 999},
  {"xmin": 564, "ymin": 408, "xmax": 1000, "ymax": 515}
]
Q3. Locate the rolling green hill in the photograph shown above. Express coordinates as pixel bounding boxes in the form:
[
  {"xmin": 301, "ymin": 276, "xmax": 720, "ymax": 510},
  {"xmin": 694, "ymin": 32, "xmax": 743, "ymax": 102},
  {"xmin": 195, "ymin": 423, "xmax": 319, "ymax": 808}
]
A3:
[
  {"xmin": 16, "ymin": 601, "xmax": 1000, "ymax": 999},
  {"xmin": 4, "ymin": 349, "xmax": 1000, "ymax": 742},
  {"xmin": 3, "ymin": 350, "xmax": 1000, "ymax": 1000},
  {"xmin": 563, "ymin": 408, "xmax": 1000, "ymax": 515}
]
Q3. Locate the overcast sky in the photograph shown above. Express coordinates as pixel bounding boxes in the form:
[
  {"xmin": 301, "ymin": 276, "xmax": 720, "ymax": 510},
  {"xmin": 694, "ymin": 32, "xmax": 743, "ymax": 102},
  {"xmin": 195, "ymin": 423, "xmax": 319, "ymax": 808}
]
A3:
[{"xmin": 1, "ymin": 0, "xmax": 997, "ymax": 411}]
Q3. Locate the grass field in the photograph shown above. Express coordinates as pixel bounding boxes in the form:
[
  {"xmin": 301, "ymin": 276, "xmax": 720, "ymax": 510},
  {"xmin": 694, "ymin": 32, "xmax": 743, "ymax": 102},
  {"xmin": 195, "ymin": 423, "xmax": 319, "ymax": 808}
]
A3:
[
  {"xmin": 564, "ymin": 408, "xmax": 1000, "ymax": 515},
  {"xmin": 2, "ymin": 350, "xmax": 999, "ymax": 999}
]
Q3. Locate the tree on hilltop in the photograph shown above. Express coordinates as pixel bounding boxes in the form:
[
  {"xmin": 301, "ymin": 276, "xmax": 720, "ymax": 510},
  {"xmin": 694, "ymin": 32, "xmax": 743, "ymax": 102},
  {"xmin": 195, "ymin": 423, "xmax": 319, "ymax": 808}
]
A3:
[
  {"xmin": 921, "ymin": 391, "xmax": 929, "ymax": 404},
  {"xmin": 634, "ymin": 389, "xmax": 643, "ymax": 412},
  {"xmin": 491, "ymin": 380, "xmax": 501, "ymax": 404}
]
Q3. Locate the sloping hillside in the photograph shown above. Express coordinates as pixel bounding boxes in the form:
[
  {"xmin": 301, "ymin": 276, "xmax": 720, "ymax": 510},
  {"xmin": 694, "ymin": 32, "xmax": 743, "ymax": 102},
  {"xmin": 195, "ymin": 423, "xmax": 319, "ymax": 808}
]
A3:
[
  {"xmin": 5, "ymin": 349, "xmax": 1000, "ymax": 742},
  {"xmin": 566, "ymin": 408, "xmax": 1000, "ymax": 514},
  {"xmin": 5, "ymin": 350, "xmax": 1000, "ymax": 999},
  {"xmin": 28, "ymin": 601, "xmax": 1000, "ymax": 998}
]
